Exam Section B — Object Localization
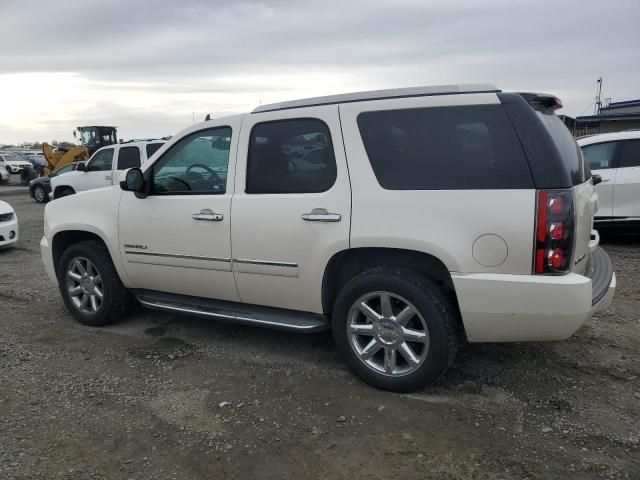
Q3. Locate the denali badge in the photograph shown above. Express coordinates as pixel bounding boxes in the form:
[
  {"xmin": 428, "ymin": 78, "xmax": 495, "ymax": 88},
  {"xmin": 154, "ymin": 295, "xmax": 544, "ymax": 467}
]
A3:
[
  {"xmin": 574, "ymin": 253, "xmax": 586, "ymax": 265},
  {"xmin": 123, "ymin": 244, "xmax": 148, "ymax": 250}
]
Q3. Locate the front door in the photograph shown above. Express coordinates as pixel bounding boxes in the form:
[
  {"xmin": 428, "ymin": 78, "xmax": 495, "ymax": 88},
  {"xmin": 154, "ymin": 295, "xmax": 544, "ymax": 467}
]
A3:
[
  {"xmin": 231, "ymin": 106, "xmax": 351, "ymax": 313},
  {"xmin": 82, "ymin": 147, "xmax": 116, "ymax": 191},
  {"xmin": 612, "ymin": 139, "xmax": 640, "ymax": 221},
  {"xmin": 582, "ymin": 141, "xmax": 618, "ymax": 221},
  {"xmin": 118, "ymin": 121, "xmax": 240, "ymax": 302}
]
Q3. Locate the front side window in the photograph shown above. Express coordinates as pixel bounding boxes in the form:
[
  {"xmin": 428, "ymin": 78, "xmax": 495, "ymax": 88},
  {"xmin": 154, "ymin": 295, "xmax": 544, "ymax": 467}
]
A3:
[
  {"xmin": 581, "ymin": 142, "xmax": 618, "ymax": 170},
  {"xmin": 117, "ymin": 146, "xmax": 141, "ymax": 170},
  {"xmin": 246, "ymin": 118, "xmax": 336, "ymax": 194},
  {"xmin": 152, "ymin": 127, "xmax": 231, "ymax": 195},
  {"xmin": 619, "ymin": 140, "xmax": 640, "ymax": 168},
  {"xmin": 87, "ymin": 148, "xmax": 114, "ymax": 172}
]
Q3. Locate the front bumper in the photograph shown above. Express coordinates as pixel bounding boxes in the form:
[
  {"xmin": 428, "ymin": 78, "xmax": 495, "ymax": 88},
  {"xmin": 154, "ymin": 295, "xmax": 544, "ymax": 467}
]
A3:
[
  {"xmin": 452, "ymin": 247, "xmax": 616, "ymax": 342},
  {"xmin": 0, "ymin": 216, "xmax": 19, "ymax": 249},
  {"xmin": 40, "ymin": 235, "xmax": 57, "ymax": 283}
]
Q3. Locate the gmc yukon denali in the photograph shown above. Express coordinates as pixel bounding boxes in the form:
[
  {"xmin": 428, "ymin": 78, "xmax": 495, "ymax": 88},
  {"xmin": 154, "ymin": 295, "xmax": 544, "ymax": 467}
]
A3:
[{"xmin": 41, "ymin": 84, "xmax": 616, "ymax": 392}]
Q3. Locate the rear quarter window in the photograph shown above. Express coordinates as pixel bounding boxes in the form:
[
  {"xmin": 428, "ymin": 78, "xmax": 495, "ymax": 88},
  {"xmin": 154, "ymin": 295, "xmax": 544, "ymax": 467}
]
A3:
[
  {"xmin": 535, "ymin": 109, "xmax": 588, "ymax": 185},
  {"xmin": 357, "ymin": 105, "xmax": 533, "ymax": 190},
  {"xmin": 146, "ymin": 142, "xmax": 163, "ymax": 158}
]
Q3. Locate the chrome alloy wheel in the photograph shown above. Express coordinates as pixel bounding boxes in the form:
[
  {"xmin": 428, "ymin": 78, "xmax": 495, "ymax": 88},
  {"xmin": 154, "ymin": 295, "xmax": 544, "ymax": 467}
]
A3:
[
  {"xmin": 65, "ymin": 257, "xmax": 104, "ymax": 314},
  {"xmin": 34, "ymin": 186, "xmax": 45, "ymax": 202},
  {"xmin": 347, "ymin": 291, "xmax": 430, "ymax": 376}
]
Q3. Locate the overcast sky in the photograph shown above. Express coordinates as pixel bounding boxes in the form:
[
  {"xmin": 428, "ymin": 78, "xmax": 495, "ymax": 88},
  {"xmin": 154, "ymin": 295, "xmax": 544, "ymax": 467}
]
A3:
[{"xmin": 0, "ymin": 0, "xmax": 638, "ymax": 144}]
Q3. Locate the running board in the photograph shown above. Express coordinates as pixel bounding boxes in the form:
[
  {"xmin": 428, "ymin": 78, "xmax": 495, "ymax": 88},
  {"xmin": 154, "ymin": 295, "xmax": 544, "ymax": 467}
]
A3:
[{"xmin": 133, "ymin": 290, "xmax": 329, "ymax": 333}]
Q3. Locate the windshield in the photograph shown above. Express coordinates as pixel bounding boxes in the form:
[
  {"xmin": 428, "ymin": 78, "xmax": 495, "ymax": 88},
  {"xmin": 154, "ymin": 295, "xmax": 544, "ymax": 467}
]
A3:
[
  {"xmin": 3, "ymin": 155, "xmax": 22, "ymax": 163},
  {"xmin": 98, "ymin": 128, "xmax": 116, "ymax": 144},
  {"xmin": 80, "ymin": 130, "xmax": 97, "ymax": 145}
]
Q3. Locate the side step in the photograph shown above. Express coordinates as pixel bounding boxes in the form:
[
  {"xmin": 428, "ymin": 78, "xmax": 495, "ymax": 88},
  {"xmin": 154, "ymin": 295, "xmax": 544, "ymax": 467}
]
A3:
[{"xmin": 133, "ymin": 290, "xmax": 329, "ymax": 333}]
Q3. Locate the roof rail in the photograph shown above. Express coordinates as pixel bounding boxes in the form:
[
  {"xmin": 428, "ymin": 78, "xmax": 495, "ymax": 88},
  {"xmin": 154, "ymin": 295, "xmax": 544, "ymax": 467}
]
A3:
[{"xmin": 252, "ymin": 84, "xmax": 500, "ymax": 113}]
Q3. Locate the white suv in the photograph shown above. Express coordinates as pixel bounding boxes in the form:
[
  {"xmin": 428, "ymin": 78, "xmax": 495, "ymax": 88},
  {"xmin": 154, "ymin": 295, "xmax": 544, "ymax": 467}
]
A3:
[
  {"xmin": 578, "ymin": 130, "xmax": 640, "ymax": 228},
  {"xmin": 50, "ymin": 140, "xmax": 165, "ymax": 199},
  {"xmin": 41, "ymin": 85, "xmax": 615, "ymax": 392},
  {"xmin": 0, "ymin": 153, "xmax": 32, "ymax": 174}
]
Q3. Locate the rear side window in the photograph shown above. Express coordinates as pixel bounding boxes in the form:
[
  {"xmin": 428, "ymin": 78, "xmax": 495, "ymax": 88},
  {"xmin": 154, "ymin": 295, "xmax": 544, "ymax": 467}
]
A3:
[
  {"xmin": 581, "ymin": 142, "xmax": 618, "ymax": 170},
  {"xmin": 619, "ymin": 140, "xmax": 640, "ymax": 168},
  {"xmin": 146, "ymin": 142, "xmax": 163, "ymax": 158},
  {"xmin": 357, "ymin": 105, "xmax": 533, "ymax": 190},
  {"xmin": 246, "ymin": 118, "xmax": 336, "ymax": 194},
  {"xmin": 534, "ymin": 109, "xmax": 588, "ymax": 185},
  {"xmin": 117, "ymin": 147, "xmax": 141, "ymax": 170}
]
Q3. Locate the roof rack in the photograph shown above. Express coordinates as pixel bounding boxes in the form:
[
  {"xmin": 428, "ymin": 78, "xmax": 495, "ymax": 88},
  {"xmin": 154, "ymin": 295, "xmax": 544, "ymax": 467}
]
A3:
[{"xmin": 252, "ymin": 84, "xmax": 500, "ymax": 113}]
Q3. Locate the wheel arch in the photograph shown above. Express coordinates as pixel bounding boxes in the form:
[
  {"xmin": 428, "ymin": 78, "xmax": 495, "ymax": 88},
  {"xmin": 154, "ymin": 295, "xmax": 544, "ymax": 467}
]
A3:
[
  {"xmin": 52, "ymin": 230, "xmax": 111, "ymax": 276},
  {"xmin": 322, "ymin": 247, "xmax": 465, "ymax": 338},
  {"xmin": 53, "ymin": 185, "xmax": 75, "ymax": 198}
]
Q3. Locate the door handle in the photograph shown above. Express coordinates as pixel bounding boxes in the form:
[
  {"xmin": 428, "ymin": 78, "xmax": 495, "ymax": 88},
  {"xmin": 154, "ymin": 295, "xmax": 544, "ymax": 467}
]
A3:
[
  {"xmin": 302, "ymin": 208, "xmax": 341, "ymax": 222},
  {"xmin": 105, "ymin": 175, "xmax": 112, "ymax": 180},
  {"xmin": 192, "ymin": 209, "xmax": 223, "ymax": 221},
  {"xmin": 600, "ymin": 179, "xmax": 611, "ymax": 183}
]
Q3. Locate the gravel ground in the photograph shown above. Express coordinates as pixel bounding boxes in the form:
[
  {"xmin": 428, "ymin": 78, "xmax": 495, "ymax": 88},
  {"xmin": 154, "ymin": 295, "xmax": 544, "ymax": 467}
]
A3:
[{"xmin": 0, "ymin": 190, "xmax": 638, "ymax": 480}]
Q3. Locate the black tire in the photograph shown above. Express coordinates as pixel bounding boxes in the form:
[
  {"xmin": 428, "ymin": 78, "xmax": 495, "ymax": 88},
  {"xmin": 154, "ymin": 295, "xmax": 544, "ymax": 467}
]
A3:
[
  {"xmin": 57, "ymin": 239, "xmax": 135, "ymax": 326},
  {"xmin": 56, "ymin": 187, "xmax": 75, "ymax": 198},
  {"xmin": 33, "ymin": 185, "xmax": 48, "ymax": 203},
  {"xmin": 332, "ymin": 267, "xmax": 459, "ymax": 392}
]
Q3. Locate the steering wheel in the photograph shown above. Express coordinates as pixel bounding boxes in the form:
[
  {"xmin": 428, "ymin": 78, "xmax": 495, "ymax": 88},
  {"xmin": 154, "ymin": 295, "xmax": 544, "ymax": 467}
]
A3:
[
  {"xmin": 166, "ymin": 176, "xmax": 191, "ymax": 190},
  {"xmin": 186, "ymin": 163, "xmax": 219, "ymax": 179}
]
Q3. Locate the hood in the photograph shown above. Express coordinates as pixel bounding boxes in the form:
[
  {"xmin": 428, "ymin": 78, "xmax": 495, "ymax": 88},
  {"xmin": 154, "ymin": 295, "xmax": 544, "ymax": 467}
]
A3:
[{"xmin": 0, "ymin": 200, "xmax": 15, "ymax": 215}]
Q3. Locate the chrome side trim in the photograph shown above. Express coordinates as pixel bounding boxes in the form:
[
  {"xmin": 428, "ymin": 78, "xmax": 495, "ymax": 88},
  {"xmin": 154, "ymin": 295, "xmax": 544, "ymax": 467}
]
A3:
[
  {"xmin": 233, "ymin": 258, "xmax": 298, "ymax": 268},
  {"xmin": 124, "ymin": 250, "xmax": 230, "ymax": 263}
]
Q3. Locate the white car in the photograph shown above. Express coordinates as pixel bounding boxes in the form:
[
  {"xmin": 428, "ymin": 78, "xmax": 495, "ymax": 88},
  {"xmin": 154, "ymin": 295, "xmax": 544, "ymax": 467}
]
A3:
[
  {"xmin": 578, "ymin": 130, "xmax": 640, "ymax": 228},
  {"xmin": 0, "ymin": 200, "xmax": 18, "ymax": 249},
  {"xmin": 50, "ymin": 140, "xmax": 165, "ymax": 199},
  {"xmin": 41, "ymin": 85, "xmax": 615, "ymax": 392},
  {"xmin": 0, "ymin": 165, "xmax": 9, "ymax": 184},
  {"xmin": 0, "ymin": 153, "xmax": 32, "ymax": 174}
]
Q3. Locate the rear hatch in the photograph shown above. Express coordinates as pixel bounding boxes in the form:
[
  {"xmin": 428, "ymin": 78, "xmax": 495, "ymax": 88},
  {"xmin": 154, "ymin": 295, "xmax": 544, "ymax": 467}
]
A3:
[{"xmin": 533, "ymin": 108, "xmax": 595, "ymax": 275}]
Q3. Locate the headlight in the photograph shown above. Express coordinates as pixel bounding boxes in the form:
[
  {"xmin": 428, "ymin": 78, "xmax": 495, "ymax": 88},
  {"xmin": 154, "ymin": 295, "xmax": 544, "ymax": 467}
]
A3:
[{"xmin": 0, "ymin": 212, "xmax": 14, "ymax": 222}]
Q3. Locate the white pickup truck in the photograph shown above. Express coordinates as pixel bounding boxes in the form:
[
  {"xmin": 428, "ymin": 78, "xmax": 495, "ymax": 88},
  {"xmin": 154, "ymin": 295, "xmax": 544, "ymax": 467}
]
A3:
[
  {"xmin": 41, "ymin": 85, "xmax": 615, "ymax": 392},
  {"xmin": 50, "ymin": 140, "xmax": 165, "ymax": 199}
]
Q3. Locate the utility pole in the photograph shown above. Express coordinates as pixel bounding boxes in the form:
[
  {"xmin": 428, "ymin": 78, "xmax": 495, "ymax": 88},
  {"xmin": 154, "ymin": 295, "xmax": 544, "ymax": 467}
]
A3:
[
  {"xmin": 594, "ymin": 77, "xmax": 603, "ymax": 115},
  {"xmin": 192, "ymin": 112, "xmax": 195, "ymax": 125}
]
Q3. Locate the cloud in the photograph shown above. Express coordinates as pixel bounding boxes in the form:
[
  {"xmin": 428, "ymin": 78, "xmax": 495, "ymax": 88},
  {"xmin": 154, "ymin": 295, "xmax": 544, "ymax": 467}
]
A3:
[{"xmin": 0, "ymin": 0, "xmax": 639, "ymax": 142}]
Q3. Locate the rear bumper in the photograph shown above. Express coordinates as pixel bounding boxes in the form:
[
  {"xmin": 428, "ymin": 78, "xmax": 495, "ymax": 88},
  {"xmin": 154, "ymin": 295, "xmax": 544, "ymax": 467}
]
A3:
[{"xmin": 452, "ymin": 247, "xmax": 616, "ymax": 342}]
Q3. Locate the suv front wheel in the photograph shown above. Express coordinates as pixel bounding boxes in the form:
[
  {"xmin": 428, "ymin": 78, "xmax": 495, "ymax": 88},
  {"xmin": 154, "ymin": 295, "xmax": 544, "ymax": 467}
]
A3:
[
  {"xmin": 57, "ymin": 240, "xmax": 134, "ymax": 326},
  {"xmin": 332, "ymin": 268, "xmax": 459, "ymax": 392}
]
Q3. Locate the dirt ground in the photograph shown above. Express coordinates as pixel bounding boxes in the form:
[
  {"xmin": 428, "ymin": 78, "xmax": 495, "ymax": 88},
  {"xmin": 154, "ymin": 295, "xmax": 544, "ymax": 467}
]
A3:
[{"xmin": 0, "ymin": 190, "xmax": 638, "ymax": 480}]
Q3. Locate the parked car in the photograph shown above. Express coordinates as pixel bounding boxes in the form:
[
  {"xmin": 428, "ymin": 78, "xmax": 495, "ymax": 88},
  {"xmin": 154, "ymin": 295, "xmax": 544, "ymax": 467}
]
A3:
[
  {"xmin": 50, "ymin": 140, "xmax": 165, "ymax": 199},
  {"xmin": 29, "ymin": 162, "xmax": 86, "ymax": 204},
  {"xmin": 41, "ymin": 84, "xmax": 615, "ymax": 392},
  {"xmin": 578, "ymin": 130, "xmax": 640, "ymax": 228},
  {"xmin": 0, "ymin": 165, "xmax": 9, "ymax": 184},
  {"xmin": 0, "ymin": 153, "xmax": 32, "ymax": 174},
  {"xmin": 0, "ymin": 200, "xmax": 18, "ymax": 249}
]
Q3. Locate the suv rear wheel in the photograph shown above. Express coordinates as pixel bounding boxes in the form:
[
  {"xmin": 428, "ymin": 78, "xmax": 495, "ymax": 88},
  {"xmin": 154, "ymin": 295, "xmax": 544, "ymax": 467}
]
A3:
[
  {"xmin": 57, "ymin": 240, "xmax": 134, "ymax": 326},
  {"xmin": 332, "ymin": 267, "xmax": 458, "ymax": 392}
]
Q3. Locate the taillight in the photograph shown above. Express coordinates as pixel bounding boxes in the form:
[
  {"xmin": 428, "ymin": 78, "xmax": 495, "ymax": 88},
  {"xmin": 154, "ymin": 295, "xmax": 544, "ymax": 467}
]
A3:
[{"xmin": 534, "ymin": 189, "xmax": 574, "ymax": 274}]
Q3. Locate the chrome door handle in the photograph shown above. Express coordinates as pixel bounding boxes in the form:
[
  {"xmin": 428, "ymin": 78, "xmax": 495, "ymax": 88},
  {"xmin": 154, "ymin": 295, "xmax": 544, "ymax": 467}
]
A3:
[
  {"xmin": 600, "ymin": 179, "xmax": 611, "ymax": 183},
  {"xmin": 192, "ymin": 209, "xmax": 223, "ymax": 221},
  {"xmin": 105, "ymin": 175, "xmax": 112, "ymax": 180},
  {"xmin": 302, "ymin": 208, "xmax": 341, "ymax": 222}
]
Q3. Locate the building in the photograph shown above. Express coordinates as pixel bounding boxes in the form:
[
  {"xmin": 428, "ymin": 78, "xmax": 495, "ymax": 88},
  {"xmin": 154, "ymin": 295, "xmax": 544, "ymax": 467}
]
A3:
[{"xmin": 576, "ymin": 99, "xmax": 640, "ymax": 135}]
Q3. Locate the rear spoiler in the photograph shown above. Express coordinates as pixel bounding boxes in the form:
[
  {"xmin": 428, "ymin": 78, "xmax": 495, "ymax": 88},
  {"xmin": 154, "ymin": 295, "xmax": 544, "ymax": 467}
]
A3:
[{"xmin": 517, "ymin": 92, "xmax": 563, "ymax": 111}]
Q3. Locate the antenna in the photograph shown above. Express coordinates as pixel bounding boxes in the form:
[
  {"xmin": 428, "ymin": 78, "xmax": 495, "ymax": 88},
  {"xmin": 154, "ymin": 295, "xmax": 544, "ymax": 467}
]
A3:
[{"xmin": 594, "ymin": 77, "xmax": 603, "ymax": 115}]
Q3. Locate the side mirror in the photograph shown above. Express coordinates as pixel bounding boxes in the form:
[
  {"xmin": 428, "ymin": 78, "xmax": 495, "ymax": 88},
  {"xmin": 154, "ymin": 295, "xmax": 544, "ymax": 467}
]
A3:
[
  {"xmin": 76, "ymin": 162, "xmax": 87, "ymax": 172},
  {"xmin": 592, "ymin": 173, "xmax": 602, "ymax": 186},
  {"xmin": 120, "ymin": 168, "xmax": 145, "ymax": 194}
]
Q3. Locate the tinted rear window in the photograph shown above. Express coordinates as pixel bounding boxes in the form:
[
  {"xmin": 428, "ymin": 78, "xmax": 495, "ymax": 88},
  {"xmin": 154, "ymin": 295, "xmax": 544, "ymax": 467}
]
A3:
[
  {"xmin": 117, "ymin": 146, "xmax": 141, "ymax": 170},
  {"xmin": 146, "ymin": 142, "xmax": 163, "ymax": 158},
  {"xmin": 534, "ymin": 109, "xmax": 588, "ymax": 185},
  {"xmin": 357, "ymin": 105, "xmax": 533, "ymax": 190}
]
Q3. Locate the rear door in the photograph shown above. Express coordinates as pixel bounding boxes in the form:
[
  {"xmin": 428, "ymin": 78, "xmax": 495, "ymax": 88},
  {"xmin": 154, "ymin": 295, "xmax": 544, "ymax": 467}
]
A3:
[
  {"xmin": 581, "ymin": 141, "xmax": 619, "ymax": 221},
  {"xmin": 231, "ymin": 106, "xmax": 351, "ymax": 313},
  {"xmin": 612, "ymin": 139, "xmax": 640, "ymax": 221},
  {"xmin": 114, "ymin": 146, "xmax": 142, "ymax": 184}
]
